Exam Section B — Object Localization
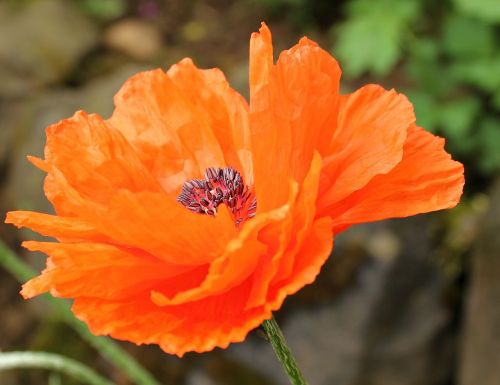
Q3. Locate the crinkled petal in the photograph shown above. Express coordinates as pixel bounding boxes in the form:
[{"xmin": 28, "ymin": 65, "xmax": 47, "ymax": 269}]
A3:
[
  {"xmin": 245, "ymin": 151, "xmax": 324, "ymax": 309},
  {"xmin": 327, "ymin": 124, "xmax": 465, "ymax": 232},
  {"xmin": 167, "ymin": 59, "xmax": 252, "ymax": 183},
  {"xmin": 44, "ymin": 111, "xmax": 160, "ymax": 211},
  {"xmin": 83, "ymin": 190, "xmax": 237, "ymax": 266},
  {"xmin": 267, "ymin": 216, "xmax": 334, "ymax": 309},
  {"xmin": 250, "ymin": 23, "xmax": 341, "ymax": 212},
  {"xmin": 109, "ymin": 68, "xmax": 228, "ymax": 193},
  {"xmin": 27, "ymin": 155, "xmax": 49, "ymax": 172},
  {"xmin": 5, "ymin": 211, "xmax": 104, "ymax": 242},
  {"xmin": 15, "ymin": 165, "xmax": 234, "ymax": 266},
  {"xmin": 43, "ymin": 167, "xmax": 102, "ymax": 219},
  {"xmin": 72, "ymin": 279, "xmax": 272, "ymax": 357},
  {"xmin": 249, "ymin": 22, "xmax": 273, "ymax": 102},
  {"xmin": 318, "ymin": 85, "xmax": 413, "ymax": 213},
  {"xmin": 20, "ymin": 241, "xmax": 199, "ymax": 301},
  {"xmin": 151, "ymin": 185, "xmax": 295, "ymax": 307}
]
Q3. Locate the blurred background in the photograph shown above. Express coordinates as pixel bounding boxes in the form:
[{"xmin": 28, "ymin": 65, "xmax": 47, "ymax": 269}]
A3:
[{"xmin": 0, "ymin": 0, "xmax": 499, "ymax": 384}]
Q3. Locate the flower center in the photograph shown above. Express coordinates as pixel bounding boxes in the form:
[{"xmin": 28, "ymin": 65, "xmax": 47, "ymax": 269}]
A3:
[{"xmin": 177, "ymin": 167, "xmax": 257, "ymax": 226}]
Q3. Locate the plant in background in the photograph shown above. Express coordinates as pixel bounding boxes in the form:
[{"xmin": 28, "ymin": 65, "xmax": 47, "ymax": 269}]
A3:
[
  {"xmin": 4, "ymin": 22, "xmax": 463, "ymax": 385},
  {"xmin": 77, "ymin": 0, "xmax": 127, "ymax": 21},
  {"xmin": 333, "ymin": 0, "xmax": 500, "ymax": 176}
]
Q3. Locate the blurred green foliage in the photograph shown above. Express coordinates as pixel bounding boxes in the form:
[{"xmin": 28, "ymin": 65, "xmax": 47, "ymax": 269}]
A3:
[
  {"xmin": 77, "ymin": 0, "xmax": 127, "ymax": 20},
  {"xmin": 252, "ymin": 0, "xmax": 342, "ymax": 29},
  {"xmin": 4, "ymin": 0, "xmax": 127, "ymax": 20},
  {"xmin": 335, "ymin": 0, "xmax": 420, "ymax": 77},
  {"xmin": 333, "ymin": 0, "xmax": 500, "ymax": 176}
]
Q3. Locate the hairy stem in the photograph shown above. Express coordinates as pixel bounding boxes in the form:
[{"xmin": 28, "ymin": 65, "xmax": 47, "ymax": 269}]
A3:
[{"xmin": 262, "ymin": 316, "xmax": 308, "ymax": 385}]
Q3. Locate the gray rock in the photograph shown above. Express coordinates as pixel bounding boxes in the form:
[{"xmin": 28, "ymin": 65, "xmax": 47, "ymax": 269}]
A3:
[
  {"xmin": 186, "ymin": 370, "xmax": 218, "ymax": 385},
  {"xmin": 354, "ymin": 252, "xmax": 451, "ymax": 385},
  {"xmin": 459, "ymin": 179, "xmax": 500, "ymax": 385},
  {"xmin": 0, "ymin": 0, "xmax": 98, "ymax": 97},
  {"xmin": 104, "ymin": 18, "xmax": 164, "ymax": 61}
]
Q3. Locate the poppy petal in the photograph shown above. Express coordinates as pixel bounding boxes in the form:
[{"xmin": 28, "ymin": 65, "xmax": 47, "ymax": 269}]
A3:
[
  {"xmin": 326, "ymin": 124, "xmax": 465, "ymax": 232},
  {"xmin": 167, "ymin": 58, "xmax": 252, "ymax": 183},
  {"xmin": 268, "ymin": 216, "xmax": 334, "ymax": 308},
  {"xmin": 27, "ymin": 155, "xmax": 49, "ymax": 172},
  {"xmin": 43, "ymin": 111, "xmax": 160, "ymax": 208},
  {"xmin": 43, "ymin": 168, "xmax": 101, "ymax": 218},
  {"xmin": 270, "ymin": 152, "xmax": 325, "ymax": 284},
  {"xmin": 250, "ymin": 24, "xmax": 341, "ymax": 212},
  {"xmin": 18, "ymin": 156, "xmax": 235, "ymax": 267},
  {"xmin": 249, "ymin": 22, "xmax": 273, "ymax": 102},
  {"xmin": 83, "ymin": 190, "xmax": 237, "ymax": 266},
  {"xmin": 5, "ymin": 211, "xmax": 103, "ymax": 242},
  {"xmin": 72, "ymin": 279, "xmax": 271, "ymax": 357},
  {"xmin": 318, "ymin": 85, "xmax": 413, "ymax": 212},
  {"xmin": 151, "ymin": 186, "xmax": 295, "ymax": 307},
  {"xmin": 20, "ymin": 241, "xmax": 197, "ymax": 301},
  {"xmin": 109, "ymin": 68, "xmax": 228, "ymax": 191},
  {"xmin": 245, "ymin": 151, "xmax": 325, "ymax": 309}
]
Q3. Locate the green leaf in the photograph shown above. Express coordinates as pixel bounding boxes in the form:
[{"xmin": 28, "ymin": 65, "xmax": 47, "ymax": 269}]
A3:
[
  {"xmin": 442, "ymin": 15, "xmax": 495, "ymax": 58},
  {"xmin": 406, "ymin": 90, "xmax": 439, "ymax": 131},
  {"xmin": 493, "ymin": 90, "xmax": 500, "ymax": 110},
  {"xmin": 406, "ymin": 39, "xmax": 453, "ymax": 96},
  {"xmin": 80, "ymin": 0, "xmax": 126, "ymax": 20},
  {"xmin": 453, "ymin": 0, "xmax": 500, "ymax": 24},
  {"xmin": 476, "ymin": 117, "xmax": 500, "ymax": 172},
  {"xmin": 437, "ymin": 97, "xmax": 480, "ymax": 142},
  {"xmin": 450, "ymin": 55, "xmax": 500, "ymax": 93},
  {"xmin": 333, "ymin": 0, "xmax": 420, "ymax": 77}
]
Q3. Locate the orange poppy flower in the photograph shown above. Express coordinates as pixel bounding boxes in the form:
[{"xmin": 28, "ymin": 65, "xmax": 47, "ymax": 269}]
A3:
[{"xmin": 5, "ymin": 23, "xmax": 464, "ymax": 356}]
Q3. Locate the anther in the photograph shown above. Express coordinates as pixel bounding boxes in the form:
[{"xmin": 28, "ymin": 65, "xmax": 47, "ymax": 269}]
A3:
[{"xmin": 177, "ymin": 167, "xmax": 257, "ymax": 226}]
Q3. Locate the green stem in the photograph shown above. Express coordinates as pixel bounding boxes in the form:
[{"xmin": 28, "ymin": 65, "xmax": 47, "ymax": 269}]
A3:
[
  {"xmin": 0, "ymin": 351, "xmax": 113, "ymax": 385},
  {"xmin": 0, "ymin": 240, "xmax": 160, "ymax": 385},
  {"xmin": 262, "ymin": 316, "xmax": 308, "ymax": 385}
]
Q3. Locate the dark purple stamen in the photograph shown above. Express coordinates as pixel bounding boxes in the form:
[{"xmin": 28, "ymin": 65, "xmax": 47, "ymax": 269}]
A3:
[{"xmin": 177, "ymin": 167, "xmax": 257, "ymax": 226}]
